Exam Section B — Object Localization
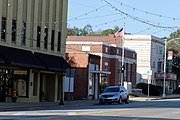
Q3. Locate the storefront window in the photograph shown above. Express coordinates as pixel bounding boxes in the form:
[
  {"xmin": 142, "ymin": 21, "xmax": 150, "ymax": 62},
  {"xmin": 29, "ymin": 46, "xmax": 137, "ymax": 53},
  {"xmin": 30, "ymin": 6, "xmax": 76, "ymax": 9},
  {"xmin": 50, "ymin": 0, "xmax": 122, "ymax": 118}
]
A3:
[{"xmin": 0, "ymin": 69, "xmax": 29, "ymax": 102}]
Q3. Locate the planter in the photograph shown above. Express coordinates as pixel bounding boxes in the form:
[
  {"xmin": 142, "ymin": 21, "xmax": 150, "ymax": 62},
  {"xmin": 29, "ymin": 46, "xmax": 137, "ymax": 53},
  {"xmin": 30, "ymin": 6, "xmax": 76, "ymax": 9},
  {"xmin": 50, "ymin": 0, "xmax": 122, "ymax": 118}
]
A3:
[{"xmin": 11, "ymin": 96, "xmax": 17, "ymax": 103}]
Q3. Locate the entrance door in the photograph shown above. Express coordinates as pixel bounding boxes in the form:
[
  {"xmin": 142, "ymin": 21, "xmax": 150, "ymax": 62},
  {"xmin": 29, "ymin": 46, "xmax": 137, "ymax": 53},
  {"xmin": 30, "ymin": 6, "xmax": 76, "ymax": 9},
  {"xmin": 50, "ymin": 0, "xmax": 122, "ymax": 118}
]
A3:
[
  {"xmin": 0, "ymin": 69, "xmax": 13, "ymax": 102},
  {"xmin": 0, "ymin": 76, "xmax": 7, "ymax": 102}
]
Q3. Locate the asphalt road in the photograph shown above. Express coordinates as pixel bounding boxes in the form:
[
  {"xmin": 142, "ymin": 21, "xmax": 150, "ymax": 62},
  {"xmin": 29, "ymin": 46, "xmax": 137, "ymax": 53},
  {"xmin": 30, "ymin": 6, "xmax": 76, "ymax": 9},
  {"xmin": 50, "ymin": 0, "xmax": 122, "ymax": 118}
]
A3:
[{"xmin": 0, "ymin": 99, "xmax": 180, "ymax": 120}]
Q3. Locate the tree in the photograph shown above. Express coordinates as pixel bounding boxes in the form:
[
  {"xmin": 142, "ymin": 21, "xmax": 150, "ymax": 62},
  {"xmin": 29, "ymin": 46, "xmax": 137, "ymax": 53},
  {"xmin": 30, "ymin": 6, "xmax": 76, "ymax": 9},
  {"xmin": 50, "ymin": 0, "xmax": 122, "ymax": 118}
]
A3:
[
  {"xmin": 82, "ymin": 24, "xmax": 93, "ymax": 36},
  {"xmin": 67, "ymin": 27, "xmax": 82, "ymax": 36},
  {"xmin": 167, "ymin": 29, "xmax": 180, "ymax": 55}
]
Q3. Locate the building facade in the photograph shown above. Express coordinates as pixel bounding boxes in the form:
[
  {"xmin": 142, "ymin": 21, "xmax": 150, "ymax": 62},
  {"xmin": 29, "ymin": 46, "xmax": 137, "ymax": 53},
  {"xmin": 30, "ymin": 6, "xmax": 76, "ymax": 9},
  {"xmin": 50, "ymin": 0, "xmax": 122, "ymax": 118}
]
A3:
[
  {"xmin": 123, "ymin": 35, "xmax": 177, "ymax": 92},
  {"xmin": 65, "ymin": 53, "xmax": 100, "ymax": 100},
  {"xmin": 0, "ymin": 0, "xmax": 69, "ymax": 102},
  {"xmin": 66, "ymin": 36, "xmax": 137, "ymax": 99}
]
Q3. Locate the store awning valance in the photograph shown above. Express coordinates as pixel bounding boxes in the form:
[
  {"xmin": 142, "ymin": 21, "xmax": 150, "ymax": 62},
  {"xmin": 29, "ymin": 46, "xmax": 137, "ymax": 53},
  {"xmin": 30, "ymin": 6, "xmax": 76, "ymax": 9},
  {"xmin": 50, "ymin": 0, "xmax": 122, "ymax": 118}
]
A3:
[
  {"xmin": 35, "ymin": 52, "xmax": 71, "ymax": 72},
  {"xmin": 0, "ymin": 45, "xmax": 45, "ymax": 69},
  {"xmin": 0, "ymin": 56, "xmax": 5, "ymax": 64}
]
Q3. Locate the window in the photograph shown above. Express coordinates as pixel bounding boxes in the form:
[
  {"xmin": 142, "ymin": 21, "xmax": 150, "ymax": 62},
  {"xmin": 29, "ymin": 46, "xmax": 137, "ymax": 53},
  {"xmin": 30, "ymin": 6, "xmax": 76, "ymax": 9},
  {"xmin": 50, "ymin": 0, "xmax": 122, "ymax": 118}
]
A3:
[
  {"xmin": 159, "ymin": 46, "xmax": 163, "ymax": 55},
  {"xmin": 105, "ymin": 47, "xmax": 108, "ymax": 53},
  {"xmin": 51, "ymin": 30, "xmax": 55, "ymax": 50},
  {"xmin": 12, "ymin": 20, "xmax": 17, "ymax": 42},
  {"xmin": 57, "ymin": 32, "xmax": 61, "ymax": 51},
  {"xmin": 105, "ymin": 62, "xmax": 108, "ymax": 71},
  {"xmin": 157, "ymin": 61, "xmax": 162, "ymax": 73},
  {"xmin": 117, "ymin": 49, "xmax": 119, "ymax": 54},
  {"xmin": 21, "ymin": 22, "xmax": 26, "ymax": 45},
  {"xmin": 37, "ymin": 26, "xmax": 41, "ymax": 48},
  {"xmin": 44, "ymin": 28, "xmax": 48, "ymax": 49},
  {"xmin": 1, "ymin": 17, "xmax": 6, "ymax": 40}
]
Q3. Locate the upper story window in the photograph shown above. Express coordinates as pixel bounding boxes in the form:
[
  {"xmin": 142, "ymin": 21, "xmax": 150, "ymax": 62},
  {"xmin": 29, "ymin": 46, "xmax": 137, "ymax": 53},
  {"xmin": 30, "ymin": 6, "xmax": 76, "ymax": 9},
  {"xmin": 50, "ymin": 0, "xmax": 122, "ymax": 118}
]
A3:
[
  {"xmin": 51, "ymin": 30, "xmax": 55, "ymax": 51},
  {"xmin": 12, "ymin": 20, "xmax": 16, "ymax": 42},
  {"xmin": 44, "ymin": 28, "xmax": 48, "ymax": 49},
  {"xmin": 105, "ymin": 62, "xmax": 108, "ymax": 71},
  {"xmin": 105, "ymin": 47, "xmax": 108, "ymax": 53},
  {"xmin": 37, "ymin": 26, "xmax": 41, "ymax": 48},
  {"xmin": 57, "ymin": 32, "xmax": 61, "ymax": 51},
  {"xmin": 21, "ymin": 22, "xmax": 26, "ymax": 45},
  {"xmin": 1, "ymin": 17, "xmax": 6, "ymax": 40},
  {"xmin": 117, "ymin": 49, "xmax": 119, "ymax": 54},
  {"xmin": 159, "ymin": 46, "xmax": 163, "ymax": 55}
]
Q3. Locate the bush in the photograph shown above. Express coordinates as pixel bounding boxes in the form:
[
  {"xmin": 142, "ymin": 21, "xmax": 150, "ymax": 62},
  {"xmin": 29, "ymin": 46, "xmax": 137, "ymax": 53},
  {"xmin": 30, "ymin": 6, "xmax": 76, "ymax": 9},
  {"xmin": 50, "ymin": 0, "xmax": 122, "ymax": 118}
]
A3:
[{"xmin": 136, "ymin": 83, "xmax": 163, "ymax": 96}]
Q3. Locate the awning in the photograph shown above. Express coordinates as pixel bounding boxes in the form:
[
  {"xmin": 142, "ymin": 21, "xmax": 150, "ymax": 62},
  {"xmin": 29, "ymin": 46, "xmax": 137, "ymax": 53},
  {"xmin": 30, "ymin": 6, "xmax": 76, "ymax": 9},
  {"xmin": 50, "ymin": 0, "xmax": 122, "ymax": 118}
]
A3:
[
  {"xmin": 0, "ymin": 56, "xmax": 5, "ymax": 64},
  {"xmin": 0, "ymin": 45, "xmax": 45, "ymax": 69},
  {"xmin": 35, "ymin": 52, "xmax": 71, "ymax": 72},
  {"xmin": 90, "ymin": 70, "xmax": 111, "ymax": 74}
]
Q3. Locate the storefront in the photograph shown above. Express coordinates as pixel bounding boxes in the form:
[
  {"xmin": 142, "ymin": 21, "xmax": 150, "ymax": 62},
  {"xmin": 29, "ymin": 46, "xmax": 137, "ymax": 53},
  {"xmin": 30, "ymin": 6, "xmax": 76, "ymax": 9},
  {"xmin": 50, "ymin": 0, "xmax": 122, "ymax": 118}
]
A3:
[
  {"xmin": 0, "ymin": 69, "xmax": 28, "ymax": 102},
  {"xmin": 155, "ymin": 72, "xmax": 177, "ymax": 94},
  {"xmin": 0, "ymin": 45, "xmax": 70, "ymax": 102}
]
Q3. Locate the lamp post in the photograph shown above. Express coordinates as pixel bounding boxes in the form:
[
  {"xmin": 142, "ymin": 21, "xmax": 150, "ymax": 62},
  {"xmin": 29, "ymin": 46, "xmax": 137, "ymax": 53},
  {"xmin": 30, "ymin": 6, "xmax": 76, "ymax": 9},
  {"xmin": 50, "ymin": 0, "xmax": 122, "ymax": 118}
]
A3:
[{"xmin": 162, "ymin": 40, "xmax": 167, "ymax": 98}]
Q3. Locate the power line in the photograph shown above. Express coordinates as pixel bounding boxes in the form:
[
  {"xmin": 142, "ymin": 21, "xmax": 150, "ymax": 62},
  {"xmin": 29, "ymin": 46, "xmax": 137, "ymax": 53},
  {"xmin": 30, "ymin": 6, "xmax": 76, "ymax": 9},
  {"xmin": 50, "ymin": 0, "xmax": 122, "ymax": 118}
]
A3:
[
  {"xmin": 101, "ymin": 0, "xmax": 179, "ymax": 30},
  {"xmin": 68, "ymin": 5, "xmax": 107, "ymax": 21},
  {"xmin": 68, "ymin": 13, "xmax": 119, "ymax": 21},
  {"xmin": 113, "ymin": 0, "xmax": 180, "ymax": 21}
]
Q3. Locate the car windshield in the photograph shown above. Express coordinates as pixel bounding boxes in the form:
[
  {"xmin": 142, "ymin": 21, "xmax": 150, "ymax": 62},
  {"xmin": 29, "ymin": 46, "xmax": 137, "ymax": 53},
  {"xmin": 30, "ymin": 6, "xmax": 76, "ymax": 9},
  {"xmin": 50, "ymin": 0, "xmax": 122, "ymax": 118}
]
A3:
[{"xmin": 103, "ymin": 87, "xmax": 119, "ymax": 93}]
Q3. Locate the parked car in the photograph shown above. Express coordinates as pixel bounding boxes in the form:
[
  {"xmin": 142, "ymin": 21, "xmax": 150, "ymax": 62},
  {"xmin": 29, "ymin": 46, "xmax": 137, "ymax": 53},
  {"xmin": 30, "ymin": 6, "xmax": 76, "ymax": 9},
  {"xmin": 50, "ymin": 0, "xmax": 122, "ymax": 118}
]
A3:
[{"xmin": 99, "ymin": 86, "xmax": 129, "ymax": 105}]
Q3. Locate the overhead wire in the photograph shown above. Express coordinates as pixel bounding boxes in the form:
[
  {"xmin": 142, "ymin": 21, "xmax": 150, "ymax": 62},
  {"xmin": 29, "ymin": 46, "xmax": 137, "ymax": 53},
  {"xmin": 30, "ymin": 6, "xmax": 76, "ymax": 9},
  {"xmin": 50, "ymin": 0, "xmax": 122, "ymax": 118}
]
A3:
[
  {"xmin": 101, "ymin": 0, "xmax": 179, "ymax": 30},
  {"xmin": 113, "ymin": 0, "xmax": 180, "ymax": 21}
]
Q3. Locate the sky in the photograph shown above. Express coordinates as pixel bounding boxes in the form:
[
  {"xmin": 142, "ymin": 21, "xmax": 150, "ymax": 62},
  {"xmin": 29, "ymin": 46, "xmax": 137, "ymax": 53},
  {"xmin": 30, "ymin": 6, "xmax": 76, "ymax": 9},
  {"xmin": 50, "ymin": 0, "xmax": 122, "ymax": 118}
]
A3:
[{"xmin": 67, "ymin": 0, "xmax": 180, "ymax": 38}]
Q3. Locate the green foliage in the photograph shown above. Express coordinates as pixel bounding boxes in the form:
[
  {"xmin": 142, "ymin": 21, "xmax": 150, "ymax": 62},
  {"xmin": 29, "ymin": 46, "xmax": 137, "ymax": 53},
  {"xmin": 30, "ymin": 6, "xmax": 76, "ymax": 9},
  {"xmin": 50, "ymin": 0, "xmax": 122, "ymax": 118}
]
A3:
[
  {"xmin": 67, "ymin": 25, "xmax": 122, "ymax": 36},
  {"xmin": 167, "ymin": 30, "xmax": 180, "ymax": 55}
]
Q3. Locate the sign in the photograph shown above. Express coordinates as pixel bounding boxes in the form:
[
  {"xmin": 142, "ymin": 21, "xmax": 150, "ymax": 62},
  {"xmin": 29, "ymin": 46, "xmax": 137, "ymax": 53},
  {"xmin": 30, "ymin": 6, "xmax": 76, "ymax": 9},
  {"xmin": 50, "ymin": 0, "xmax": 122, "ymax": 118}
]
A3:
[
  {"xmin": 167, "ymin": 51, "xmax": 173, "ymax": 60},
  {"xmin": 147, "ymin": 70, "xmax": 152, "ymax": 75},
  {"xmin": 147, "ymin": 75, "xmax": 151, "ymax": 84}
]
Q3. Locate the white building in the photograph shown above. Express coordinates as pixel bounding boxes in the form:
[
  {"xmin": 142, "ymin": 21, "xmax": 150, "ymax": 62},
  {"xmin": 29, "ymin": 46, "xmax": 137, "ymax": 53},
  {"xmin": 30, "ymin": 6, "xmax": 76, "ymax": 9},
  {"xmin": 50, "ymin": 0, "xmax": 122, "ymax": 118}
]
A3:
[{"xmin": 123, "ymin": 35, "xmax": 164, "ymax": 85}]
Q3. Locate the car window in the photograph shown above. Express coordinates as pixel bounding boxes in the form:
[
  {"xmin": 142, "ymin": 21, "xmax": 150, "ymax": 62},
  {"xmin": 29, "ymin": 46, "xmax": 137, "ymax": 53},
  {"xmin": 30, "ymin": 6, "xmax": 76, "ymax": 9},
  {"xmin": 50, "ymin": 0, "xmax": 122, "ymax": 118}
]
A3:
[{"xmin": 103, "ymin": 87, "xmax": 119, "ymax": 92}]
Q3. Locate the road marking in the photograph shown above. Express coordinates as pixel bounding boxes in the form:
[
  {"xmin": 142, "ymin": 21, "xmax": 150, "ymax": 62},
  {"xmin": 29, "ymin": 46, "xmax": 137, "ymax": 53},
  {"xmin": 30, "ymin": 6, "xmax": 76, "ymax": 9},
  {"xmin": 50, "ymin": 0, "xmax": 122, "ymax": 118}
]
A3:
[
  {"xmin": 68, "ymin": 112, "xmax": 77, "ymax": 115},
  {"xmin": 79, "ymin": 109, "xmax": 129, "ymax": 116}
]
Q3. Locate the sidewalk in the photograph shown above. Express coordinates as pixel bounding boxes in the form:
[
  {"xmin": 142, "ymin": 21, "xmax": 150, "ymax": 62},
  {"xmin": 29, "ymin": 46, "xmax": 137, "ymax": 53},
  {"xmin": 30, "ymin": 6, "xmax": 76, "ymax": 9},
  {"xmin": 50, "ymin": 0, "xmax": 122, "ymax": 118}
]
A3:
[
  {"xmin": 0, "ymin": 94, "xmax": 179, "ymax": 111},
  {"xmin": 130, "ymin": 94, "xmax": 180, "ymax": 101}
]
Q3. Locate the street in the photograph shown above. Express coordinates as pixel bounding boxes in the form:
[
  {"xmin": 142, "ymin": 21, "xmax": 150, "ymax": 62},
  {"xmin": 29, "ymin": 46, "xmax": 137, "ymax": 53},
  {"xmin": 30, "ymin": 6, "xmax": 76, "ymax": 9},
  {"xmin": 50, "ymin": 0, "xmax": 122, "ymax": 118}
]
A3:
[{"xmin": 0, "ymin": 99, "xmax": 180, "ymax": 120}]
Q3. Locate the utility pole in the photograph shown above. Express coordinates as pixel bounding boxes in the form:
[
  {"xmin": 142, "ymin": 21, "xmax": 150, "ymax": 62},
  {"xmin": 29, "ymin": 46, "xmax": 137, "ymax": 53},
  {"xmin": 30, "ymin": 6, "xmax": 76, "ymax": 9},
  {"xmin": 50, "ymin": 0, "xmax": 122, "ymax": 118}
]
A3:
[{"xmin": 121, "ymin": 36, "xmax": 125, "ymax": 86}]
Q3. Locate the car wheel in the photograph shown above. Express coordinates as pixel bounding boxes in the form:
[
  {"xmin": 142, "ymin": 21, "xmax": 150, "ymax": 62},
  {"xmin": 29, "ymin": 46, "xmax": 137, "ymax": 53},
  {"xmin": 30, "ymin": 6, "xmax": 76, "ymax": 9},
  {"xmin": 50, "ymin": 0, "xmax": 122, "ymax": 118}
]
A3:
[
  {"xmin": 125, "ymin": 96, "xmax": 129, "ymax": 104},
  {"xmin": 118, "ymin": 96, "xmax": 122, "ymax": 104}
]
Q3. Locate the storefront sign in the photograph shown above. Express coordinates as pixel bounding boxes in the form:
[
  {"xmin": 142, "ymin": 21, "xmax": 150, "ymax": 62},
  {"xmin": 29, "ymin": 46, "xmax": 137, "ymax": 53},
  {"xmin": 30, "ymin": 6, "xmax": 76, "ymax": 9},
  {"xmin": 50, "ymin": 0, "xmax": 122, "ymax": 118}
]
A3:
[{"xmin": 14, "ymin": 70, "xmax": 27, "ymax": 75}]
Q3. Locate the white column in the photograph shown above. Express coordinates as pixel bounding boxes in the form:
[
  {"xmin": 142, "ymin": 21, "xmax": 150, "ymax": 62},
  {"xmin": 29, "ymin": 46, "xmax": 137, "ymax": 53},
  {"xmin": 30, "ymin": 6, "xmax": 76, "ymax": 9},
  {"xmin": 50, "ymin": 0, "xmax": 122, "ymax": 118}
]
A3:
[
  {"xmin": 16, "ymin": 0, "xmax": 23, "ymax": 45},
  {"xmin": 37, "ymin": 72, "xmax": 40, "ymax": 101},
  {"xmin": 47, "ymin": 0, "xmax": 54, "ymax": 52},
  {"xmin": 54, "ymin": 73, "xmax": 58, "ymax": 102},
  {"xmin": 40, "ymin": 0, "xmax": 47, "ymax": 51},
  {"xmin": 32, "ymin": 0, "xmax": 39, "ymax": 48},
  {"xmin": 6, "ymin": 0, "xmax": 13, "ymax": 44},
  {"xmin": 60, "ymin": 0, "xmax": 68, "ymax": 56},
  {"xmin": 28, "ymin": 69, "xmax": 34, "ymax": 98},
  {"xmin": 26, "ymin": 0, "xmax": 33, "ymax": 47}
]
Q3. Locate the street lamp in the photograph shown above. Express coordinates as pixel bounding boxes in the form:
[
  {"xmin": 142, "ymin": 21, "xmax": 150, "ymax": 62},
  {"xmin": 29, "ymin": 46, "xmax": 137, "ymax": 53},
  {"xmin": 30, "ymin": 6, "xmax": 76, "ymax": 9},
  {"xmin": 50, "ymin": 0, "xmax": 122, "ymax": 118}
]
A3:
[
  {"xmin": 162, "ymin": 40, "xmax": 167, "ymax": 98},
  {"xmin": 162, "ymin": 38, "xmax": 180, "ymax": 98}
]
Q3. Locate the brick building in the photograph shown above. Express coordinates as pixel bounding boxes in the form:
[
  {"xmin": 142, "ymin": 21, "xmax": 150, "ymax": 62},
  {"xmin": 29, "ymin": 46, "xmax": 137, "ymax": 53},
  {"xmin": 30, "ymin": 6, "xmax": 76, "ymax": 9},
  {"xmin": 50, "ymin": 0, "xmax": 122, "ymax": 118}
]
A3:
[{"xmin": 66, "ymin": 36, "xmax": 137, "ymax": 99}]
